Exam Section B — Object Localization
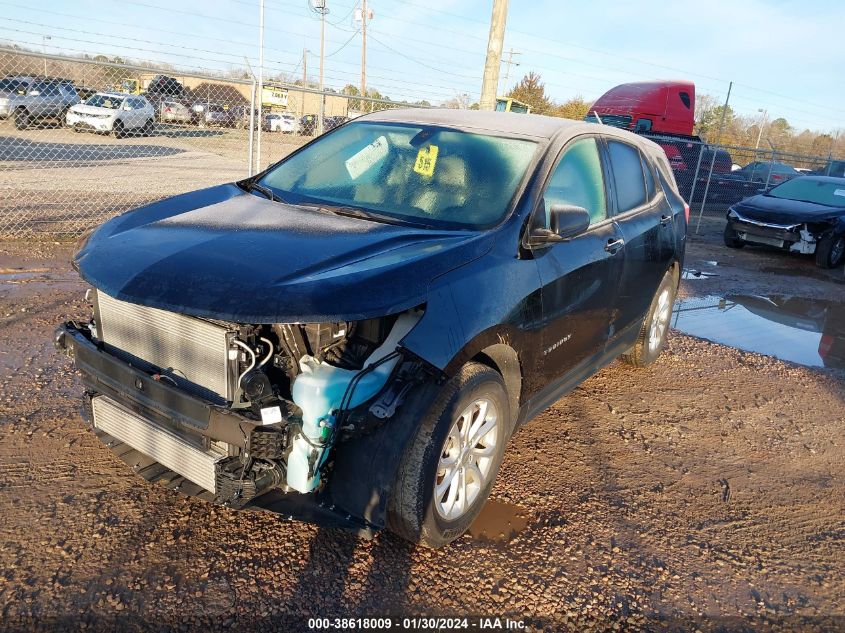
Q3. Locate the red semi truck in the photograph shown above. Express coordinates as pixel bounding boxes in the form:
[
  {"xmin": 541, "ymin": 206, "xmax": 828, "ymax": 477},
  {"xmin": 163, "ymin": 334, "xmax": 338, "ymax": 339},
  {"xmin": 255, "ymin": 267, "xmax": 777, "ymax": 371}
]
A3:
[
  {"xmin": 585, "ymin": 81, "xmax": 747, "ymax": 204},
  {"xmin": 585, "ymin": 80, "xmax": 696, "ymax": 136}
]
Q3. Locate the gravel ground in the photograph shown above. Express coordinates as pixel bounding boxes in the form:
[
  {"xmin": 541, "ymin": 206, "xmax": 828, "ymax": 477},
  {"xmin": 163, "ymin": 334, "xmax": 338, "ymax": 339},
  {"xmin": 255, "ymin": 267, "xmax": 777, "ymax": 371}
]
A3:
[{"xmin": 0, "ymin": 217, "xmax": 844, "ymax": 632}]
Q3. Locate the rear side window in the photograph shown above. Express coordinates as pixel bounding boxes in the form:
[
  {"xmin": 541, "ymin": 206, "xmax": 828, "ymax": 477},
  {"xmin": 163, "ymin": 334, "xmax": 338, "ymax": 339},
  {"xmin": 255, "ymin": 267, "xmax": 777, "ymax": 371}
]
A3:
[
  {"xmin": 544, "ymin": 138, "xmax": 607, "ymax": 225},
  {"xmin": 607, "ymin": 140, "xmax": 647, "ymax": 212},
  {"xmin": 679, "ymin": 91, "xmax": 691, "ymax": 109}
]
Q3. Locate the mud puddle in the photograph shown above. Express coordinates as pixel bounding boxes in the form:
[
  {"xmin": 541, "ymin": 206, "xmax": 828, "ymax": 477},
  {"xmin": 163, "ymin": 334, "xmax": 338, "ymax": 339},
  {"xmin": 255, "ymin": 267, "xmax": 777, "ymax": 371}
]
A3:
[
  {"xmin": 467, "ymin": 499, "xmax": 530, "ymax": 543},
  {"xmin": 0, "ymin": 267, "xmax": 50, "ymax": 281},
  {"xmin": 672, "ymin": 294, "xmax": 845, "ymax": 369}
]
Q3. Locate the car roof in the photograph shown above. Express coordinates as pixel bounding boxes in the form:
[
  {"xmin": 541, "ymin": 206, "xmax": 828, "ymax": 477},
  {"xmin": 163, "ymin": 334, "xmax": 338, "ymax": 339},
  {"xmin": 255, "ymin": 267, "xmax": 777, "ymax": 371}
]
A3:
[
  {"xmin": 357, "ymin": 107, "xmax": 664, "ymax": 157},
  {"xmin": 92, "ymin": 92, "xmax": 129, "ymax": 99},
  {"xmin": 793, "ymin": 175, "xmax": 845, "ymax": 184},
  {"xmin": 360, "ymin": 107, "xmax": 596, "ymax": 140}
]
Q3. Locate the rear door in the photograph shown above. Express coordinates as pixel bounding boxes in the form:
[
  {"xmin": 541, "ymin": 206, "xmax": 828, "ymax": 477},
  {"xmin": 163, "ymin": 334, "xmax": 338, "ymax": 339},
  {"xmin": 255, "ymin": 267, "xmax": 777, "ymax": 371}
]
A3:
[
  {"xmin": 535, "ymin": 136, "xmax": 626, "ymax": 380},
  {"xmin": 605, "ymin": 138, "xmax": 676, "ymax": 346}
]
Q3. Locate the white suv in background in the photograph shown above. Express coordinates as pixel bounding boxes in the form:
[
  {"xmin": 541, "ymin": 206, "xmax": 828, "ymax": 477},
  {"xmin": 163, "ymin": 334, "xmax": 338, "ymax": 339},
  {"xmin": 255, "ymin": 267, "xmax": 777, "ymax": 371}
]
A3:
[{"xmin": 66, "ymin": 93, "xmax": 155, "ymax": 138}]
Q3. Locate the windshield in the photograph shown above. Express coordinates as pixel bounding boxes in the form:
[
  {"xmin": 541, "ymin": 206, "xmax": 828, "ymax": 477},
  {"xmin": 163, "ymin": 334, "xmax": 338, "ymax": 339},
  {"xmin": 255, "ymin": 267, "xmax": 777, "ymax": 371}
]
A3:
[
  {"xmin": 0, "ymin": 78, "xmax": 27, "ymax": 92},
  {"xmin": 768, "ymin": 177, "xmax": 845, "ymax": 207},
  {"xmin": 85, "ymin": 94, "xmax": 123, "ymax": 109},
  {"xmin": 584, "ymin": 113, "xmax": 633, "ymax": 128},
  {"xmin": 259, "ymin": 121, "xmax": 538, "ymax": 229}
]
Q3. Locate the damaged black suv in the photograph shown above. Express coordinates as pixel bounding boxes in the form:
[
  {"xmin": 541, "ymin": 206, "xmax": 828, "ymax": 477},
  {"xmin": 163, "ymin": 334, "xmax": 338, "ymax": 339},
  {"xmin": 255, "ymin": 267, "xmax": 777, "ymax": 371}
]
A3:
[{"xmin": 57, "ymin": 109, "xmax": 686, "ymax": 547}]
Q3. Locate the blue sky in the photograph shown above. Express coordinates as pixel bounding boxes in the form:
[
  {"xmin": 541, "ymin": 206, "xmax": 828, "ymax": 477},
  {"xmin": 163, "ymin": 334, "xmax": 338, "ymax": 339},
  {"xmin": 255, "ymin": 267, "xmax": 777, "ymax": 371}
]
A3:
[{"xmin": 1, "ymin": 0, "xmax": 843, "ymax": 132}]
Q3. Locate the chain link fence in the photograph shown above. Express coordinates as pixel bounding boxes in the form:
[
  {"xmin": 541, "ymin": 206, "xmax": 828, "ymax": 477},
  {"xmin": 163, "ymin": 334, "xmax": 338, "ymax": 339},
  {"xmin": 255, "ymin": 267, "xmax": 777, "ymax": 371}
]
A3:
[
  {"xmin": 0, "ymin": 48, "xmax": 413, "ymax": 239},
  {"xmin": 643, "ymin": 132, "xmax": 839, "ymax": 231},
  {"xmin": 1, "ymin": 48, "xmax": 842, "ymax": 239}
]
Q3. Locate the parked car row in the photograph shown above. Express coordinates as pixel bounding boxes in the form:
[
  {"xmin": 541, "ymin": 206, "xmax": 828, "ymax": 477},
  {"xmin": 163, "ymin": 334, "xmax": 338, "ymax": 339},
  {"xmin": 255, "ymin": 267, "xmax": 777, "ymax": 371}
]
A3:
[{"xmin": 2, "ymin": 74, "xmax": 347, "ymax": 136}]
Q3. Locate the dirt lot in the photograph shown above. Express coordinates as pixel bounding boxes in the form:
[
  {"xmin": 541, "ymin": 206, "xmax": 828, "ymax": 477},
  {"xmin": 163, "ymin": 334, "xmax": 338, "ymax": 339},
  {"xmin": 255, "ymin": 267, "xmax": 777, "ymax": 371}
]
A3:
[{"xmin": 0, "ymin": 217, "xmax": 844, "ymax": 632}]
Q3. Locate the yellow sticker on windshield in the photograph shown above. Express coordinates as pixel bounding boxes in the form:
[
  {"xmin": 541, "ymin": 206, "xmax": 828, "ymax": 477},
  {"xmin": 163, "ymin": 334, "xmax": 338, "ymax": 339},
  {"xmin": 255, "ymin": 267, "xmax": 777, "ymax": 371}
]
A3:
[{"xmin": 413, "ymin": 144, "xmax": 439, "ymax": 177}]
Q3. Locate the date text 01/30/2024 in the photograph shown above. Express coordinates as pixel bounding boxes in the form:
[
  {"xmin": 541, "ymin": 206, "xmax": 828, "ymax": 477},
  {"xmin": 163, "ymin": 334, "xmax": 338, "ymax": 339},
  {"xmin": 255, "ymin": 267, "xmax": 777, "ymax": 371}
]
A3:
[{"xmin": 307, "ymin": 617, "xmax": 527, "ymax": 630}]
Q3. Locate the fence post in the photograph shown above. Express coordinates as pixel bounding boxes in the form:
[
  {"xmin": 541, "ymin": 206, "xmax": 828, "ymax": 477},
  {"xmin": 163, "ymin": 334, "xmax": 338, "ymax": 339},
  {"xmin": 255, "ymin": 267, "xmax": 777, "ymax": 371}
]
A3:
[
  {"xmin": 686, "ymin": 140, "xmax": 705, "ymax": 206},
  {"xmin": 764, "ymin": 146, "xmax": 775, "ymax": 190},
  {"xmin": 695, "ymin": 81, "xmax": 732, "ymax": 234},
  {"xmin": 247, "ymin": 78, "xmax": 256, "ymax": 177}
]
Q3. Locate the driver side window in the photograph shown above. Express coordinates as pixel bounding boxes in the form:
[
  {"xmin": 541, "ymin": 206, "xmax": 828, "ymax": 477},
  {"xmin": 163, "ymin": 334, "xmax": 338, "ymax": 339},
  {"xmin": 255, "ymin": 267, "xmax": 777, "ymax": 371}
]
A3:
[{"xmin": 544, "ymin": 138, "xmax": 607, "ymax": 226}]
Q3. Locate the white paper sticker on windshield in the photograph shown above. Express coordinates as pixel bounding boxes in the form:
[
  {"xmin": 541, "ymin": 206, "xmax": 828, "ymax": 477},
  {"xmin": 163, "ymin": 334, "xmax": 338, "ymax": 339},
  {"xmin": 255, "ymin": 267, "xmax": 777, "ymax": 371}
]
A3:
[
  {"xmin": 345, "ymin": 135, "xmax": 389, "ymax": 180},
  {"xmin": 835, "ymin": 189, "xmax": 845, "ymax": 197}
]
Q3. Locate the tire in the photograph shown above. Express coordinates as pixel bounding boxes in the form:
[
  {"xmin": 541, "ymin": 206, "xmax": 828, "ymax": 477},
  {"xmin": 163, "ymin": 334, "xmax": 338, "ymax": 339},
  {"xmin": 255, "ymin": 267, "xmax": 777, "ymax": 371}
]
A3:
[
  {"xmin": 621, "ymin": 270, "xmax": 676, "ymax": 367},
  {"xmin": 723, "ymin": 223, "xmax": 745, "ymax": 249},
  {"xmin": 13, "ymin": 109, "xmax": 29, "ymax": 130},
  {"xmin": 59, "ymin": 108, "xmax": 70, "ymax": 128},
  {"xmin": 141, "ymin": 119, "xmax": 154, "ymax": 137},
  {"xmin": 112, "ymin": 120, "xmax": 125, "ymax": 139},
  {"xmin": 388, "ymin": 362, "xmax": 511, "ymax": 548},
  {"xmin": 815, "ymin": 233, "xmax": 845, "ymax": 269}
]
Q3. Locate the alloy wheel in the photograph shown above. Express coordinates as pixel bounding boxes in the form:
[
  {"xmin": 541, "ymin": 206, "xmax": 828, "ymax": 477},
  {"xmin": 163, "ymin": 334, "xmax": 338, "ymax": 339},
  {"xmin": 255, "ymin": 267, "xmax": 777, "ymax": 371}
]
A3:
[
  {"xmin": 434, "ymin": 397, "xmax": 500, "ymax": 521},
  {"xmin": 648, "ymin": 288, "xmax": 672, "ymax": 352}
]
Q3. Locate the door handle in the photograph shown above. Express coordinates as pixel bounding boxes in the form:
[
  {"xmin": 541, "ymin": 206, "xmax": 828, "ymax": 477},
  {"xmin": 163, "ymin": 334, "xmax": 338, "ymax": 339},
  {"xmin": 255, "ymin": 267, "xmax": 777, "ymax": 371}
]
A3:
[
  {"xmin": 660, "ymin": 214, "xmax": 672, "ymax": 226},
  {"xmin": 605, "ymin": 238, "xmax": 625, "ymax": 255}
]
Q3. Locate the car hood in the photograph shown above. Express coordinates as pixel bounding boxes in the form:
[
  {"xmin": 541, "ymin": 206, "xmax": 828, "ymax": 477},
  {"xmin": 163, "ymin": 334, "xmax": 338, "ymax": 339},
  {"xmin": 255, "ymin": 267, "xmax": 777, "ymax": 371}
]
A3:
[
  {"xmin": 74, "ymin": 184, "xmax": 494, "ymax": 323},
  {"xmin": 72, "ymin": 104, "xmax": 119, "ymax": 116},
  {"xmin": 731, "ymin": 194, "xmax": 844, "ymax": 225}
]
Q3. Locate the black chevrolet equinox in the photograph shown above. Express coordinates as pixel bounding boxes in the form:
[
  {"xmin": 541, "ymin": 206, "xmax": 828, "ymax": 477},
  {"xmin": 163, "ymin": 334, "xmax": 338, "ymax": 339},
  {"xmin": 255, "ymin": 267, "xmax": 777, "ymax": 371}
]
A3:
[{"xmin": 57, "ymin": 109, "xmax": 687, "ymax": 547}]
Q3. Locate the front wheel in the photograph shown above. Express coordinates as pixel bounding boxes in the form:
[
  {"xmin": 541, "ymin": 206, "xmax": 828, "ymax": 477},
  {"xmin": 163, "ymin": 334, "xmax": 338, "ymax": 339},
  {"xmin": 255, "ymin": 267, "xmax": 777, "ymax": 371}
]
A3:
[
  {"xmin": 621, "ymin": 270, "xmax": 676, "ymax": 367},
  {"xmin": 816, "ymin": 233, "xmax": 845, "ymax": 269},
  {"xmin": 388, "ymin": 362, "xmax": 511, "ymax": 548},
  {"xmin": 13, "ymin": 109, "xmax": 29, "ymax": 130},
  {"xmin": 724, "ymin": 223, "xmax": 745, "ymax": 248},
  {"xmin": 112, "ymin": 120, "xmax": 125, "ymax": 139}
]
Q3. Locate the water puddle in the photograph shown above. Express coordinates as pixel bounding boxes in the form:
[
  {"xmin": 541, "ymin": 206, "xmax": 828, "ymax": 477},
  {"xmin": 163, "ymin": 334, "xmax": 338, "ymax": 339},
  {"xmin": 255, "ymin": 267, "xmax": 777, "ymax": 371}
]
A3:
[
  {"xmin": 468, "ymin": 499, "xmax": 530, "ymax": 543},
  {"xmin": 0, "ymin": 267, "xmax": 50, "ymax": 281},
  {"xmin": 672, "ymin": 294, "xmax": 845, "ymax": 369}
]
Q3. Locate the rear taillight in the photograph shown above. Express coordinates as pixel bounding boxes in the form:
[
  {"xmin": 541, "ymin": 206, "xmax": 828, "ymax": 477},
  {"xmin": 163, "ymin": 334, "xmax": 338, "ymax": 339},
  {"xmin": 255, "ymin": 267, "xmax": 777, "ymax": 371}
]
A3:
[
  {"xmin": 684, "ymin": 202, "xmax": 690, "ymax": 224},
  {"xmin": 165, "ymin": 107, "xmax": 171, "ymax": 113},
  {"xmin": 819, "ymin": 334, "xmax": 833, "ymax": 358}
]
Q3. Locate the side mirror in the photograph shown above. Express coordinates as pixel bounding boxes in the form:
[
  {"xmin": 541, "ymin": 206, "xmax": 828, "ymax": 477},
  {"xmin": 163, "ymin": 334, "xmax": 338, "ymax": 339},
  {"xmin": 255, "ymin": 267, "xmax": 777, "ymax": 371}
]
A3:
[
  {"xmin": 123, "ymin": 103, "xmax": 133, "ymax": 111},
  {"xmin": 28, "ymin": 90, "xmax": 41, "ymax": 96},
  {"xmin": 529, "ymin": 204, "xmax": 591, "ymax": 246}
]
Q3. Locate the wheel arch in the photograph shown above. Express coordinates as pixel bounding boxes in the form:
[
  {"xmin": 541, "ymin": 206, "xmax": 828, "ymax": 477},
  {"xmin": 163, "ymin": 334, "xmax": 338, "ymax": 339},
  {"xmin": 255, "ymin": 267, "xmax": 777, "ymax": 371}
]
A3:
[{"xmin": 455, "ymin": 340, "xmax": 523, "ymax": 427}]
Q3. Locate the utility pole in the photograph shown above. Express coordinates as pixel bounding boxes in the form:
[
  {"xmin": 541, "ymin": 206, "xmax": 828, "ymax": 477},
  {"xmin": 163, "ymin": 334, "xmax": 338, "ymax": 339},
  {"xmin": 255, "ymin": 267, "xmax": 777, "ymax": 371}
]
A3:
[
  {"xmin": 256, "ymin": 0, "xmax": 265, "ymax": 172},
  {"xmin": 41, "ymin": 35, "xmax": 51, "ymax": 76},
  {"xmin": 360, "ymin": 0, "xmax": 368, "ymax": 111},
  {"xmin": 311, "ymin": 0, "xmax": 328, "ymax": 135},
  {"xmin": 479, "ymin": 0, "xmax": 508, "ymax": 111},
  {"xmin": 754, "ymin": 108, "xmax": 768, "ymax": 151},
  {"xmin": 300, "ymin": 48, "xmax": 308, "ymax": 119},
  {"xmin": 500, "ymin": 47, "xmax": 520, "ymax": 94}
]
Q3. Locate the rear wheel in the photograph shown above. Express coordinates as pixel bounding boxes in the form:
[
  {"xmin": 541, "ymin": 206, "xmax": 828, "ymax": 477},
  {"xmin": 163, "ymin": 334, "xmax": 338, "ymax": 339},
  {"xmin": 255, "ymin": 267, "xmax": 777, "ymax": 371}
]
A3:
[
  {"xmin": 112, "ymin": 120, "xmax": 125, "ymax": 139},
  {"xmin": 13, "ymin": 109, "xmax": 29, "ymax": 130},
  {"xmin": 815, "ymin": 233, "xmax": 845, "ymax": 269},
  {"xmin": 724, "ymin": 223, "xmax": 745, "ymax": 248},
  {"xmin": 388, "ymin": 362, "xmax": 511, "ymax": 548},
  {"xmin": 141, "ymin": 119, "xmax": 154, "ymax": 137},
  {"xmin": 621, "ymin": 271, "xmax": 676, "ymax": 367}
]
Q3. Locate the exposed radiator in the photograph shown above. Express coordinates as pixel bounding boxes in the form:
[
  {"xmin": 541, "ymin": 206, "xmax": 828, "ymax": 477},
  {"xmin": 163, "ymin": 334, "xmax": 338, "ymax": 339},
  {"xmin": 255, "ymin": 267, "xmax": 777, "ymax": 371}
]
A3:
[
  {"xmin": 92, "ymin": 395, "xmax": 223, "ymax": 493},
  {"xmin": 96, "ymin": 291, "xmax": 235, "ymax": 402}
]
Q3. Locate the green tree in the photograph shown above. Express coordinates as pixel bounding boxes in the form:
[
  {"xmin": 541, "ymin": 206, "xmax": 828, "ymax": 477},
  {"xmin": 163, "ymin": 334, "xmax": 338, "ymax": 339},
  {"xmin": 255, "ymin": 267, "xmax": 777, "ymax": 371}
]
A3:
[
  {"xmin": 506, "ymin": 71, "xmax": 553, "ymax": 115},
  {"xmin": 553, "ymin": 96, "xmax": 590, "ymax": 121},
  {"xmin": 695, "ymin": 104, "xmax": 735, "ymax": 141}
]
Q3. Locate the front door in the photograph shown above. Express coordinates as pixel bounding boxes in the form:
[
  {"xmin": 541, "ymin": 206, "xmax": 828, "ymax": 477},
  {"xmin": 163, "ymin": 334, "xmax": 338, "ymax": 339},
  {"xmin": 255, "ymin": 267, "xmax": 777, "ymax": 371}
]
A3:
[{"xmin": 534, "ymin": 136, "xmax": 625, "ymax": 383}]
